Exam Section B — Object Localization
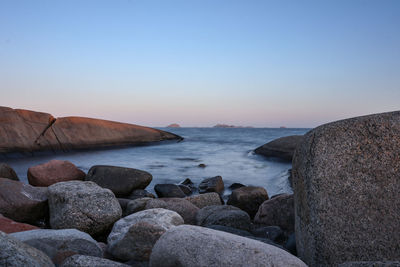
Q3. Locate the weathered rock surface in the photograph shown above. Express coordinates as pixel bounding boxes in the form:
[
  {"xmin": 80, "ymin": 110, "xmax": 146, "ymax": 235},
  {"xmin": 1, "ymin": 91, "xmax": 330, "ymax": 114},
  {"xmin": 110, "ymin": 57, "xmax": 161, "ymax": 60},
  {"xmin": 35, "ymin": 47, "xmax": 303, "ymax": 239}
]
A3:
[
  {"xmin": 196, "ymin": 205, "xmax": 251, "ymax": 231},
  {"xmin": 198, "ymin": 176, "xmax": 224, "ymax": 194},
  {"xmin": 126, "ymin": 197, "xmax": 154, "ymax": 215},
  {"xmin": 0, "ymin": 162, "xmax": 19, "ymax": 180},
  {"xmin": 145, "ymin": 198, "xmax": 199, "ymax": 224},
  {"xmin": 338, "ymin": 262, "xmax": 400, "ymax": 267},
  {"xmin": 0, "ymin": 231, "xmax": 54, "ymax": 267},
  {"xmin": 0, "ymin": 214, "xmax": 39, "ymax": 233},
  {"xmin": 0, "ymin": 178, "xmax": 48, "ymax": 223},
  {"xmin": 107, "ymin": 208, "xmax": 184, "ymax": 261},
  {"xmin": 61, "ymin": 255, "xmax": 130, "ymax": 267},
  {"xmin": 149, "ymin": 225, "xmax": 307, "ymax": 267},
  {"xmin": 28, "ymin": 160, "xmax": 85, "ymax": 187},
  {"xmin": 293, "ymin": 111, "xmax": 400, "ymax": 266},
  {"xmin": 185, "ymin": 192, "xmax": 222, "ymax": 208},
  {"xmin": 10, "ymin": 229, "xmax": 102, "ymax": 265},
  {"xmin": 254, "ymin": 193, "xmax": 294, "ymax": 232},
  {"xmin": 86, "ymin": 165, "xmax": 152, "ymax": 197},
  {"xmin": 128, "ymin": 189, "xmax": 155, "ymax": 200},
  {"xmin": 255, "ymin": 135, "xmax": 304, "ymax": 161},
  {"xmin": 0, "ymin": 106, "xmax": 181, "ymax": 154},
  {"xmin": 48, "ymin": 181, "xmax": 122, "ymax": 236},
  {"xmin": 154, "ymin": 184, "xmax": 186, "ymax": 198},
  {"xmin": 227, "ymin": 186, "xmax": 269, "ymax": 218}
]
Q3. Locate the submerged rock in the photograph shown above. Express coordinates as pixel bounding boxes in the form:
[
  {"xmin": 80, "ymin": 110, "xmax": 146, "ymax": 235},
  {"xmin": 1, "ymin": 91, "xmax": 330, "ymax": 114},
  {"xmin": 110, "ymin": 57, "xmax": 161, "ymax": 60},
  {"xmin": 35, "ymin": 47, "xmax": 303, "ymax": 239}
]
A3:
[
  {"xmin": 86, "ymin": 165, "xmax": 152, "ymax": 197},
  {"xmin": 28, "ymin": 160, "xmax": 85, "ymax": 187},
  {"xmin": 0, "ymin": 163, "xmax": 19, "ymax": 181},
  {"xmin": 254, "ymin": 135, "xmax": 304, "ymax": 161},
  {"xmin": 227, "ymin": 186, "xmax": 269, "ymax": 218},
  {"xmin": 293, "ymin": 111, "xmax": 400, "ymax": 266},
  {"xmin": 149, "ymin": 225, "xmax": 307, "ymax": 267},
  {"xmin": 48, "ymin": 181, "xmax": 122, "ymax": 236},
  {"xmin": 196, "ymin": 205, "xmax": 251, "ymax": 231},
  {"xmin": 198, "ymin": 176, "xmax": 224, "ymax": 194}
]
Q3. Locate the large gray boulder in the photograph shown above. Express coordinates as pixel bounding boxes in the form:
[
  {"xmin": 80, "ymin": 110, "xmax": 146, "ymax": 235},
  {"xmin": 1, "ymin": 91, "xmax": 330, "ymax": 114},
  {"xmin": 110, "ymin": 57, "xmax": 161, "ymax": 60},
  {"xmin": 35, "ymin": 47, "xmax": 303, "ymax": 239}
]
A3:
[
  {"xmin": 149, "ymin": 225, "xmax": 307, "ymax": 267},
  {"xmin": 196, "ymin": 205, "xmax": 251, "ymax": 231},
  {"xmin": 255, "ymin": 135, "xmax": 304, "ymax": 161},
  {"xmin": 10, "ymin": 229, "xmax": 102, "ymax": 265},
  {"xmin": 0, "ymin": 163, "xmax": 19, "ymax": 180},
  {"xmin": 107, "ymin": 208, "xmax": 184, "ymax": 261},
  {"xmin": 86, "ymin": 165, "xmax": 152, "ymax": 197},
  {"xmin": 0, "ymin": 231, "xmax": 54, "ymax": 267},
  {"xmin": 48, "ymin": 181, "xmax": 122, "ymax": 236},
  {"xmin": 293, "ymin": 111, "xmax": 400, "ymax": 266},
  {"xmin": 60, "ymin": 255, "xmax": 129, "ymax": 267},
  {"xmin": 145, "ymin": 198, "xmax": 199, "ymax": 224}
]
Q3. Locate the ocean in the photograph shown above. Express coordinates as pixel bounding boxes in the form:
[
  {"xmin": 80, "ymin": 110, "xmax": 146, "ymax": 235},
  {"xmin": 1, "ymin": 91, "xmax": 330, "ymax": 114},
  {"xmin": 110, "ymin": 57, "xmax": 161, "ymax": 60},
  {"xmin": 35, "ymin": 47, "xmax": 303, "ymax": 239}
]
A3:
[{"xmin": 3, "ymin": 127, "xmax": 309, "ymax": 198}]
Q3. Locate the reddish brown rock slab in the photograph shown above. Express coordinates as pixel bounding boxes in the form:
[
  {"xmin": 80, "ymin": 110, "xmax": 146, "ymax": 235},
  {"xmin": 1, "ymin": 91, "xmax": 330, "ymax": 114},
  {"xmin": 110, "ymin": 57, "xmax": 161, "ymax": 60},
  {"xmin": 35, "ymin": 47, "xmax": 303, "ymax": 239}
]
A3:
[
  {"xmin": 0, "ymin": 178, "xmax": 48, "ymax": 223},
  {"xmin": 0, "ymin": 214, "xmax": 39, "ymax": 233},
  {"xmin": 28, "ymin": 159, "xmax": 85, "ymax": 187}
]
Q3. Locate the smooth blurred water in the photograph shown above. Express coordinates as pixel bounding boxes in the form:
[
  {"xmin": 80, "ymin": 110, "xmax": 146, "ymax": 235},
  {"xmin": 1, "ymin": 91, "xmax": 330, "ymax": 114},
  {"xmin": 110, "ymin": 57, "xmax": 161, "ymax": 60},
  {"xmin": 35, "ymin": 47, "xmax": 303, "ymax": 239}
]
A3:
[{"xmin": 3, "ymin": 128, "xmax": 309, "ymax": 197}]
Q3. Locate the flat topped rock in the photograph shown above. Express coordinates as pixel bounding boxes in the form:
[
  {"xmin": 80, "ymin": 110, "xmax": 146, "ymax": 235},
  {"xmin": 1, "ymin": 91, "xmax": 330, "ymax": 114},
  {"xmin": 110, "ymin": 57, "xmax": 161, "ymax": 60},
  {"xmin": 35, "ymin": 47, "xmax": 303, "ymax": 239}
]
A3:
[
  {"xmin": 255, "ymin": 135, "xmax": 304, "ymax": 161},
  {"xmin": 293, "ymin": 111, "xmax": 400, "ymax": 266}
]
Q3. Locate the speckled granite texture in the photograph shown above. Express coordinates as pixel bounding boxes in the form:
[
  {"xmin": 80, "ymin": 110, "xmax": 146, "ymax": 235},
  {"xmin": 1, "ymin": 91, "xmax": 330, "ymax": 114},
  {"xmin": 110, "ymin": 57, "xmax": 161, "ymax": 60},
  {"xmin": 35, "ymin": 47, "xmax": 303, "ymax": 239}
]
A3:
[{"xmin": 292, "ymin": 111, "xmax": 400, "ymax": 267}]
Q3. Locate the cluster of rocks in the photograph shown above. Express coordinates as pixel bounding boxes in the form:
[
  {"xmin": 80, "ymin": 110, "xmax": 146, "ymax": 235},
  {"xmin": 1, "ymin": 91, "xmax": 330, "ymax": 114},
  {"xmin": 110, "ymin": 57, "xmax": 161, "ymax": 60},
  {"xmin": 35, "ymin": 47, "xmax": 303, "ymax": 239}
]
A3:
[{"xmin": 0, "ymin": 160, "xmax": 305, "ymax": 266}]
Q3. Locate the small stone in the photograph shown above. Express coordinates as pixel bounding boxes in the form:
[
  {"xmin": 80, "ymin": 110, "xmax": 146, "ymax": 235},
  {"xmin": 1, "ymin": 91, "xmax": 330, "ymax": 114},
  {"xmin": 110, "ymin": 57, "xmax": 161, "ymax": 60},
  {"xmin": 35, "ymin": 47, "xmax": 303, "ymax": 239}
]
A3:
[
  {"xmin": 154, "ymin": 184, "xmax": 186, "ymax": 198},
  {"xmin": 198, "ymin": 176, "xmax": 224, "ymax": 194},
  {"xmin": 198, "ymin": 164, "xmax": 206, "ymax": 168}
]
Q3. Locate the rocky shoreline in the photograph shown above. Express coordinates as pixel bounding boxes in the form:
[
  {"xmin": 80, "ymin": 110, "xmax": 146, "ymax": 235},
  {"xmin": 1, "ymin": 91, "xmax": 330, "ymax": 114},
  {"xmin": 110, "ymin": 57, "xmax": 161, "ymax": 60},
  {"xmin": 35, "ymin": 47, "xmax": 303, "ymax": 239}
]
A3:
[{"xmin": 0, "ymin": 111, "xmax": 399, "ymax": 266}]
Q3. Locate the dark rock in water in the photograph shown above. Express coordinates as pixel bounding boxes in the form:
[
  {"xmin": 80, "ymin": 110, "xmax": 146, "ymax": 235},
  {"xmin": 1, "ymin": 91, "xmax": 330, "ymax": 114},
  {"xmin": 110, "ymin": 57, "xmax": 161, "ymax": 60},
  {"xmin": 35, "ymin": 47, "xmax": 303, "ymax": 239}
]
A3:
[
  {"xmin": 48, "ymin": 181, "xmax": 122, "ymax": 236},
  {"xmin": 254, "ymin": 193, "xmax": 294, "ymax": 232},
  {"xmin": 178, "ymin": 184, "xmax": 192, "ymax": 196},
  {"xmin": 0, "ymin": 214, "xmax": 39, "ymax": 233},
  {"xmin": 145, "ymin": 198, "xmax": 199, "ymax": 225},
  {"xmin": 185, "ymin": 192, "xmax": 222, "ymax": 208},
  {"xmin": 86, "ymin": 165, "xmax": 152, "ymax": 197},
  {"xmin": 149, "ymin": 225, "xmax": 307, "ymax": 267},
  {"xmin": 228, "ymin": 183, "xmax": 245, "ymax": 190},
  {"xmin": 338, "ymin": 262, "xmax": 400, "ymax": 267},
  {"xmin": 0, "ymin": 163, "xmax": 19, "ymax": 181},
  {"xmin": 0, "ymin": 231, "xmax": 54, "ymax": 267},
  {"xmin": 0, "ymin": 178, "xmax": 48, "ymax": 224},
  {"xmin": 254, "ymin": 135, "xmax": 304, "ymax": 162},
  {"xmin": 284, "ymin": 233, "xmax": 297, "ymax": 256},
  {"xmin": 154, "ymin": 184, "xmax": 186, "ymax": 198},
  {"xmin": 198, "ymin": 176, "xmax": 224, "ymax": 194},
  {"xmin": 10, "ymin": 229, "xmax": 103, "ymax": 265},
  {"xmin": 180, "ymin": 178, "xmax": 194, "ymax": 187},
  {"xmin": 227, "ymin": 186, "xmax": 269, "ymax": 218},
  {"xmin": 251, "ymin": 225, "xmax": 284, "ymax": 243},
  {"xmin": 198, "ymin": 163, "xmax": 206, "ymax": 168},
  {"xmin": 107, "ymin": 208, "xmax": 184, "ymax": 262},
  {"xmin": 126, "ymin": 197, "xmax": 154, "ymax": 216},
  {"xmin": 196, "ymin": 205, "xmax": 251, "ymax": 231},
  {"xmin": 128, "ymin": 189, "xmax": 155, "ymax": 200},
  {"xmin": 28, "ymin": 160, "xmax": 85, "ymax": 187},
  {"xmin": 61, "ymin": 255, "xmax": 130, "ymax": 267},
  {"xmin": 293, "ymin": 111, "xmax": 400, "ymax": 266}
]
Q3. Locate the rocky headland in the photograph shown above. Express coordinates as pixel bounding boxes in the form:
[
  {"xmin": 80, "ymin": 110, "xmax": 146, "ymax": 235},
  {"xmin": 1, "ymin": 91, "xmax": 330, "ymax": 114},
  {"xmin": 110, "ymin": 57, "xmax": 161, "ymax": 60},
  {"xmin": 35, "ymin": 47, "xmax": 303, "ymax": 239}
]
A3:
[{"xmin": 0, "ymin": 106, "xmax": 182, "ymax": 155}]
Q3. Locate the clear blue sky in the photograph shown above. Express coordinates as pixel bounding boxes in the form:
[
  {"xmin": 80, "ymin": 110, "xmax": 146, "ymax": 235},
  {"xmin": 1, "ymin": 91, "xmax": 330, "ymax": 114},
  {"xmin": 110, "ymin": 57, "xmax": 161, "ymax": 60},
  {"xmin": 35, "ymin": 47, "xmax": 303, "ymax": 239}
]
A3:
[{"xmin": 1, "ymin": 0, "xmax": 399, "ymax": 127}]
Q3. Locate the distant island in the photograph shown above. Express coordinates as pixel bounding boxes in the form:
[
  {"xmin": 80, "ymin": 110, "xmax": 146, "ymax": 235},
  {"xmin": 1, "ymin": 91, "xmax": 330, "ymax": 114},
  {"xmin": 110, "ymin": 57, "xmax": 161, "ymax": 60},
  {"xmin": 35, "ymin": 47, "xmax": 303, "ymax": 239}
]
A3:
[
  {"xmin": 213, "ymin": 124, "xmax": 254, "ymax": 128},
  {"xmin": 166, "ymin": 123, "xmax": 181, "ymax": 128}
]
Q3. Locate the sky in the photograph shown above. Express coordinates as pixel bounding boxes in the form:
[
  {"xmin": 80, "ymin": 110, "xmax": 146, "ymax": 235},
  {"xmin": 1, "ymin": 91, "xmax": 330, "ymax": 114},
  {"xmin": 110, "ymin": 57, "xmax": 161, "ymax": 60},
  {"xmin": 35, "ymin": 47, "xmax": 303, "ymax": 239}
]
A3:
[{"xmin": 1, "ymin": 0, "xmax": 399, "ymax": 127}]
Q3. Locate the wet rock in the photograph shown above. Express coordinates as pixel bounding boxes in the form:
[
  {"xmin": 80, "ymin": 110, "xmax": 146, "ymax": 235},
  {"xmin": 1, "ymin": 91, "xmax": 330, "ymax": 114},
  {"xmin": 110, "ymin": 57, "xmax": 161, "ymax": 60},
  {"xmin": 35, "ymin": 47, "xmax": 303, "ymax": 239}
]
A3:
[
  {"xmin": 0, "ymin": 214, "xmax": 39, "ymax": 233},
  {"xmin": 227, "ymin": 186, "xmax": 269, "ymax": 218},
  {"xmin": 27, "ymin": 160, "xmax": 85, "ymax": 187},
  {"xmin": 293, "ymin": 111, "xmax": 400, "ymax": 265},
  {"xmin": 228, "ymin": 183, "xmax": 245, "ymax": 190},
  {"xmin": 198, "ymin": 164, "xmax": 206, "ymax": 168},
  {"xmin": 48, "ymin": 181, "xmax": 122, "ymax": 236},
  {"xmin": 0, "ymin": 163, "xmax": 19, "ymax": 180},
  {"xmin": 0, "ymin": 231, "xmax": 54, "ymax": 267},
  {"xmin": 145, "ymin": 198, "xmax": 199, "ymax": 224},
  {"xmin": 0, "ymin": 178, "xmax": 48, "ymax": 224},
  {"xmin": 154, "ymin": 184, "xmax": 186, "ymax": 198},
  {"xmin": 254, "ymin": 135, "xmax": 304, "ymax": 161},
  {"xmin": 198, "ymin": 176, "xmax": 224, "ymax": 194},
  {"xmin": 10, "ymin": 229, "xmax": 102, "ymax": 265},
  {"xmin": 185, "ymin": 192, "xmax": 222, "ymax": 208},
  {"xmin": 61, "ymin": 255, "xmax": 129, "ymax": 267},
  {"xmin": 107, "ymin": 208, "xmax": 184, "ymax": 261},
  {"xmin": 149, "ymin": 225, "xmax": 307, "ymax": 267},
  {"xmin": 254, "ymin": 193, "xmax": 294, "ymax": 232},
  {"xmin": 86, "ymin": 165, "xmax": 152, "ymax": 197},
  {"xmin": 128, "ymin": 189, "xmax": 155, "ymax": 200},
  {"xmin": 196, "ymin": 205, "xmax": 251, "ymax": 231},
  {"xmin": 126, "ymin": 197, "xmax": 154, "ymax": 215}
]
